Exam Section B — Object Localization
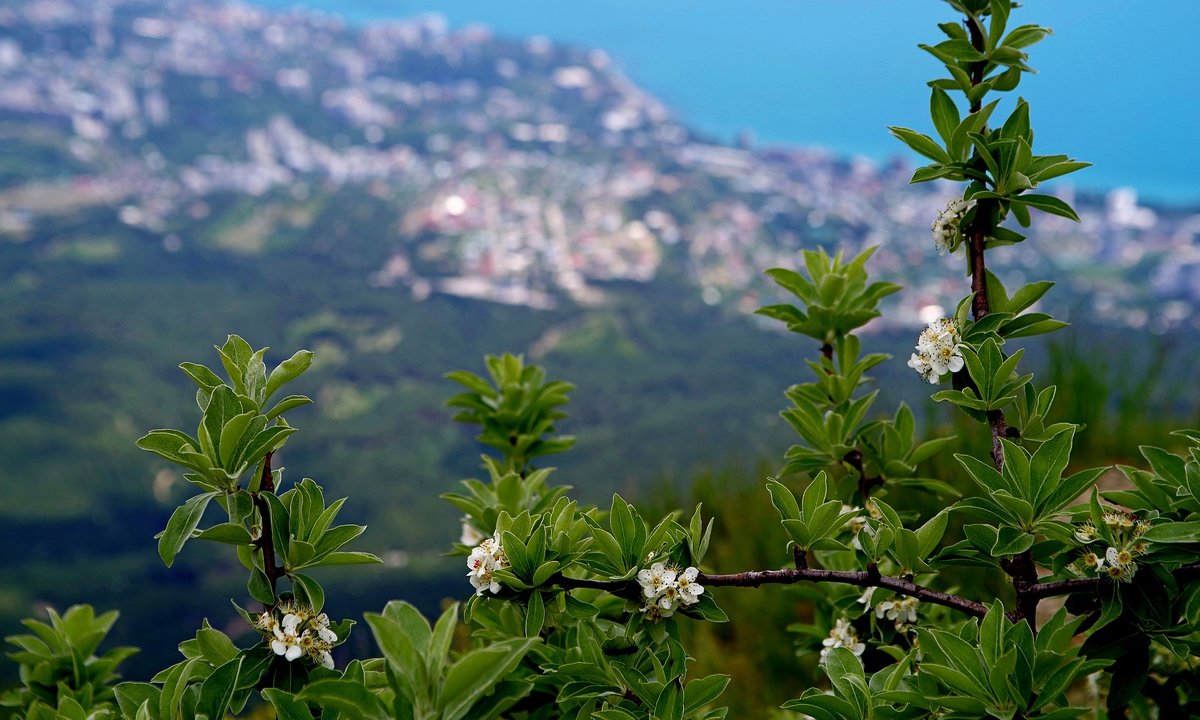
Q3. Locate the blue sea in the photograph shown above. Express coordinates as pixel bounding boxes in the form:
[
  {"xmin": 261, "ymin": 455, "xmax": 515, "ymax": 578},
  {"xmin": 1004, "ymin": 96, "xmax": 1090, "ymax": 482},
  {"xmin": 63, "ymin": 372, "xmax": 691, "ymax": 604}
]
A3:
[{"xmin": 257, "ymin": 1, "xmax": 1200, "ymax": 206}]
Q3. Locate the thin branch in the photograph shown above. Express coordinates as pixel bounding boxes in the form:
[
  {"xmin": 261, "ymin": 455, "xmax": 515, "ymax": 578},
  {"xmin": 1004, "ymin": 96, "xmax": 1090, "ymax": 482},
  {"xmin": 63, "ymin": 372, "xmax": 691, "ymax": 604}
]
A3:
[
  {"xmin": 963, "ymin": 10, "xmax": 1044, "ymax": 628},
  {"xmin": 553, "ymin": 567, "xmax": 988, "ymax": 619},
  {"xmin": 251, "ymin": 451, "xmax": 283, "ymax": 607},
  {"xmin": 965, "ymin": 15, "xmax": 986, "ymax": 113},
  {"xmin": 844, "ymin": 448, "xmax": 883, "ymax": 503},
  {"xmin": 1030, "ymin": 561, "xmax": 1200, "ymax": 600}
]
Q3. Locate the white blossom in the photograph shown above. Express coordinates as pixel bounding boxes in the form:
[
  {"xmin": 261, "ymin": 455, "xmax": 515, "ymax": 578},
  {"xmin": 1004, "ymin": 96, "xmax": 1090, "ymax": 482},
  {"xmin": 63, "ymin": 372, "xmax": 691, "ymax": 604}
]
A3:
[
  {"xmin": 856, "ymin": 587, "xmax": 876, "ymax": 614},
  {"xmin": 637, "ymin": 562, "xmax": 677, "ymax": 599},
  {"xmin": 675, "ymin": 567, "xmax": 704, "ymax": 605},
  {"xmin": 820, "ymin": 618, "xmax": 865, "ymax": 662},
  {"xmin": 460, "ymin": 521, "xmax": 485, "ymax": 546},
  {"xmin": 1104, "ymin": 545, "xmax": 1137, "ymax": 583},
  {"xmin": 313, "ymin": 613, "xmax": 338, "ymax": 643},
  {"xmin": 932, "ymin": 197, "xmax": 973, "ymax": 254},
  {"xmin": 875, "ymin": 596, "xmax": 920, "ymax": 631},
  {"xmin": 256, "ymin": 602, "xmax": 336, "ymax": 668},
  {"xmin": 637, "ymin": 562, "xmax": 703, "ymax": 619},
  {"xmin": 1078, "ymin": 509, "xmax": 1151, "ymax": 584},
  {"xmin": 909, "ymin": 317, "xmax": 964, "ymax": 384},
  {"xmin": 467, "ymin": 534, "xmax": 509, "ymax": 596}
]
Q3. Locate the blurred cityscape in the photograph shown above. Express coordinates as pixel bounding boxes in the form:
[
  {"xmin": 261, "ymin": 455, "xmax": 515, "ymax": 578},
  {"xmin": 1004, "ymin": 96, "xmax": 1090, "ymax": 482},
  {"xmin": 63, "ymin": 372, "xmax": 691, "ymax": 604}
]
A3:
[{"xmin": 3, "ymin": 0, "xmax": 1200, "ymax": 333}]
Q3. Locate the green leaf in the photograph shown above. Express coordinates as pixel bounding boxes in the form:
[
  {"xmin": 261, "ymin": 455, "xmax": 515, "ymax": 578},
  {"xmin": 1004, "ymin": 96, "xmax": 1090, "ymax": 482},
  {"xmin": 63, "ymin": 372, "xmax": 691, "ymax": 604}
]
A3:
[
  {"xmin": 292, "ymin": 573, "xmax": 324, "ymax": 613},
  {"xmin": 1030, "ymin": 428, "xmax": 1075, "ymax": 507},
  {"xmin": 889, "ymin": 126, "xmax": 950, "ymax": 163},
  {"xmin": 525, "ymin": 590, "xmax": 545, "ymax": 637},
  {"xmin": 195, "ymin": 627, "xmax": 239, "ymax": 666},
  {"xmin": 1017, "ymin": 194, "xmax": 1081, "ymax": 222},
  {"xmin": 137, "ymin": 429, "xmax": 201, "ymax": 464},
  {"xmin": 240, "ymin": 426, "xmax": 297, "ymax": 470},
  {"xmin": 969, "ymin": 133, "xmax": 1001, "ymax": 183},
  {"xmin": 440, "ymin": 638, "xmax": 539, "ymax": 720},
  {"xmin": 201, "ymin": 385, "xmax": 240, "ymax": 463},
  {"xmin": 196, "ymin": 655, "xmax": 242, "ymax": 720},
  {"xmin": 265, "ymin": 350, "xmax": 314, "ymax": 404},
  {"xmin": 653, "ymin": 679, "xmax": 684, "ymax": 720},
  {"xmin": 159, "ymin": 492, "xmax": 219, "ymax": 567},
  {"xmin": 381, "ymin": 600, "xmax": 433, "ymax": 656},
  {"xmin": 916, "ymin": 510, "xmax": 950, "ymax": 557},
  {"xmin": 684, "ymin": 675, "xmax": 730, "ymax": 714},
  {"xmin": 609, "ymin": 494, "xmax": 639, "ymax": 562},
  {"xmin": 1003, "ymin": 23, "xmax": 1054, "ymax": 50},
  {"xmin": 115, "ymin": 683, "xmax": 161, "ymax": 720},
  {"xmin": 1029, "ymin": 160, "xmax": 1091, "ymax": 183},
  {"xmin": 264, "ymin": 492, "xmax": 292, "ymax": 565},
  {"xmin": 313, "ymin": 551, "xmax": 382, "ymax": 566},
  {"xmin": 802, "ymin": 473, "xmax": 828, "ymax": 519},
  {"xmin": 1142, "ymin": 521, "xmax": 1200, "ymax": 544},
  {"xmin": 988, "ymin": 0, "xmax": 1010, "ymax": 49},
  {"xmin": 179, "ymin": 362, "xmax": 225, "ymax": 390},
  {"xmin": 219, "ymin": 410, "xmax": 259, "ymax": 468},
  {"xmin": 158, "ymin": 657, "xmax": 201, "ymax": 720},
  {"xmin": 1008, "ymin": 280, "xmax": 1056, "ymax": 314},
  {"xmin": 1001, "ymin": 315, "xmax": 1069, "ymax": 339},
  {"xmin": 910, "ymin": 436, "xmax": 956, "ymax": 465},
  {"xmin": 429, "ymin": 603, "xmax": 459, "ymax": 676},
  {"xmin": 265, "ymin": 395, "xmax": 312, "ymax": 422},
  {"xmin": 195, "ymin": 522, "xmax": 253, "ymax": 546},
  {"xmin": 1141, "ymin": 446, "xmax": 1187, "ymax": 488},
  {"xmin": 297, "ymin": 679, "xmax": 390, "ymax": 720},
  {"xmin": 247, "ymin": 566, "xmax": 274, "ymax": 605},
  {"xmin": 217, "ymin": 335, "xmax": 254, "ymax": 394},
  {"xmin": 365, "ymin": 613, "xmax": 425, "ymax": 699},
  {"xmin": 930, "ymin": 87, "xmax": 961, "ymax": 147},
  {"xmin": 262, "ymin": 688, "xmax": 315, "ymax": 720}
]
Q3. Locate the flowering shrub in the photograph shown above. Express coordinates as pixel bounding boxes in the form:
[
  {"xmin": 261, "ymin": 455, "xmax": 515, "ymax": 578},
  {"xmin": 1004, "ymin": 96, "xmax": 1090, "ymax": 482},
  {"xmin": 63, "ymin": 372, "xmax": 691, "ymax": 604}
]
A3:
[{"xmin": 4, "ymin": 1, "xmax": 1200, "ymax": 718}]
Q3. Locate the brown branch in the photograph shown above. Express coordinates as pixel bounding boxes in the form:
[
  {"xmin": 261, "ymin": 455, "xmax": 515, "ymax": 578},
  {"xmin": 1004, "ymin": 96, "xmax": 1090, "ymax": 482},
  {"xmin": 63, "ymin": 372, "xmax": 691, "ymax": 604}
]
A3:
[
  {"xmin": 965, "ymin": 15, "xmax": 986, "ymax": 113},
  {"xmin": 553, "ymin": 567, "xmax": 988, "ymax": 619},
  {"xmin": 1030, "ymin": 561, "xmax": 1200, "ymax": 600},
  {"xmin": 1000, "ymin": 553, "xmax": 1040, "ymax": 623},
  {"xmin": 962, "ymin": 9, "xmax": 1045, "ymax": 628},
  {"xmin": 843, "ymin": 448, "xmax": 883, "ymax": 503},
  {"xmin": 251, "ymin": 451, "xmax": 283, "ymax": 607},
  {"xmin": 985, "ymin": 409, "xmax": 1007, "ymax": 475},
  {"xmin": 969, "ymin": 216, "xmax": 993, "ymax": 322},
  {"xmin": 964, "ymin": 11, "xmax": 994, "ymax": 323}
]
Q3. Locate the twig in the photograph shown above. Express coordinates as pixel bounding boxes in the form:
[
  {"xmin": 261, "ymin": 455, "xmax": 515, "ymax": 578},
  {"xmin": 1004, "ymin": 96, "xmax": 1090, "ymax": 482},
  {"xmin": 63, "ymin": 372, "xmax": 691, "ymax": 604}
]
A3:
[
  {"xmin": 251, "ymin": 451, "xmax": 283, "ymax": 606},
  {"xmin": 1030, "ymin": 561, "xmax": 1200, "ymax": 600},
  {"xmin": 843, "ymin": 448, "xmax": 883, "ymax": 502},
  {"xmin": 963, "ymin": 10, "xmax": 1043, "ymax": 627}
]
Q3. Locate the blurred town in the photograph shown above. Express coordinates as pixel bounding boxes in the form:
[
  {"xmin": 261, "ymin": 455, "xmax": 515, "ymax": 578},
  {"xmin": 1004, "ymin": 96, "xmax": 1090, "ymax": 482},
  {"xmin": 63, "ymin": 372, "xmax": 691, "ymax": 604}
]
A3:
[{"xmin": 2, "ymin": 0, "xmax": 1199, "ymax": 331}]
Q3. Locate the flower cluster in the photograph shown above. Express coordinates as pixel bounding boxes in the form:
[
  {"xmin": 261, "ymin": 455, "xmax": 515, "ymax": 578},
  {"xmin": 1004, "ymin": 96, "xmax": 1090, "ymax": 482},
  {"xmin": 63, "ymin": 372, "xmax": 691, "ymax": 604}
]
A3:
[
  {"xmin": 254, "ymin": 603, "xmax": 337, "ymax": 669},
  {"xmin": 932, "ymin": 197, "xmax": 973, "ymax": 254},
  {"xmin": 875, "ymin": 595, "xmax": 920, "ymax": 632},
  {"xmin": 636, "ymin": 562, "xmax": 704, "ymax": 618},
  {"xmin": 467, "ymin": 534, "xmax": 509, "ymax": 596},
  {"xmin": 820, "ymin": 617, "xmax": 865, "ymax": 662},
  {"xmin": 1074, "ymin": 511, "xmax": 1151, "ymax": 583},
  {"xmin": 907, "ymin": 317, "xmax": 965, "ymax": 384}
]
